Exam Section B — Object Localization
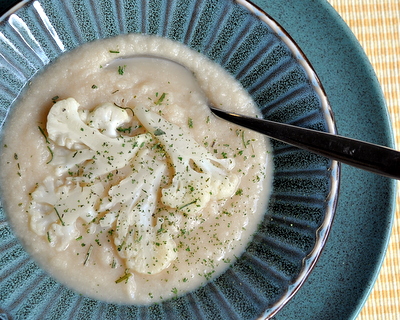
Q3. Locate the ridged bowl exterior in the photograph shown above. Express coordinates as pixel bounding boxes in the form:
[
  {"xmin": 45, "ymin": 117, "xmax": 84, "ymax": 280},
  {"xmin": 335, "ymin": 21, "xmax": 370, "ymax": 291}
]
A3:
[{"xmin": 0, "ymin": 1, "xmax": 340, "ymax": 319}]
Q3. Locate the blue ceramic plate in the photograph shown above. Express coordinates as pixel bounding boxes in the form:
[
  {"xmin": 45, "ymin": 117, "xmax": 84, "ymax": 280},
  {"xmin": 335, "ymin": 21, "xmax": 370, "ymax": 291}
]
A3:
[
  {"xmin": 0, "ymin": 0, "xmax": 394, "ymax": 319},
  {"xmin": 261, "ymin": 1, "xmax": 396, "ymax": 320}
]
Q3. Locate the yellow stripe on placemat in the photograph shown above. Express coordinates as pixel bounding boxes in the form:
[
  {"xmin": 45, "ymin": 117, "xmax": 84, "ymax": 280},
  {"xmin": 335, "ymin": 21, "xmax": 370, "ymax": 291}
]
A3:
[{"xmin": 327, "ymin": 1, "xmax": 400, "ymax": 319}]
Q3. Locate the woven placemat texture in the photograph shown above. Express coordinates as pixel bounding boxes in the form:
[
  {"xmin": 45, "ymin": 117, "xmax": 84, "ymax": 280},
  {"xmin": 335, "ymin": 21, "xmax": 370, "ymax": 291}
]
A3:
[{"xmin": 327, "ymin": 1, "xmax": 400, "ymax": 319}]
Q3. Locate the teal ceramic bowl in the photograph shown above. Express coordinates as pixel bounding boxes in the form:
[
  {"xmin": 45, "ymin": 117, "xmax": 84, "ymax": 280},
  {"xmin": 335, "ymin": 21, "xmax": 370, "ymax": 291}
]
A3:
[{"xmin": 0, "ymin": 1, "xmax": 339, "ymax": 319}]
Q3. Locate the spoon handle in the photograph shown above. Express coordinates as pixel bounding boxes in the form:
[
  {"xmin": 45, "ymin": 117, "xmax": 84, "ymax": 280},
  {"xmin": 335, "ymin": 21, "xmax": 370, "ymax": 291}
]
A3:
[{"xmin": 210, "ymin": 107, "xmax": 400, "ymax": 180}]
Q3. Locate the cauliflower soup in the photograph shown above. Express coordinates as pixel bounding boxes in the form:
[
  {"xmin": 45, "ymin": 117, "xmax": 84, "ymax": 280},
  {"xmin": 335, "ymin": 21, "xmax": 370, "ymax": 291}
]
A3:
[{"xmin": 0, "ymin": 34, "xmax": 272, "ymax": 304}]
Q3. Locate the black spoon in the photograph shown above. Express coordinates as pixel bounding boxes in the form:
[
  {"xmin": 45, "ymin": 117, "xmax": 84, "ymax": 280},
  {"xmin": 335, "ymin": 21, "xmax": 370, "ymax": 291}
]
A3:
[
  {"xmin": 106, "ymin": 55, "xmax": 400, "ymax": 179},
  {"xmin": 210, "ymin": 106, "xmax": 400, "ymax": 180}
]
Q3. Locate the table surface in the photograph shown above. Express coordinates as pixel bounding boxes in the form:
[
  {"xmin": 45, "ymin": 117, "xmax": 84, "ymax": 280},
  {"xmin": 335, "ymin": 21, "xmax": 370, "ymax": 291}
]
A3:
[
  {"xmin": 0, "ymin": 0, "xmax": 398, "ymax": 319},
  {"xmin": 326, "ymin": 0, "xmax": 399, "ymax": 319}
]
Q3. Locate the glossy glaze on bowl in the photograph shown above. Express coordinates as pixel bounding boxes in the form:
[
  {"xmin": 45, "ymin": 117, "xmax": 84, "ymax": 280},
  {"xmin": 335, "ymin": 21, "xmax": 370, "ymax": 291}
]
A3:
[{"xmin": 0, "ymin": 1, "xmax": 339, "ymax": 319}]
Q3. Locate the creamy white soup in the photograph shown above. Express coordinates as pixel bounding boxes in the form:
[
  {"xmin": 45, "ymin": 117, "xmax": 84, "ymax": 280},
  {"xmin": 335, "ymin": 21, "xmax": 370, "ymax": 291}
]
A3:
[{"xmin": 0, "ymin": 34, "xmax": 272, "ymax": 304}]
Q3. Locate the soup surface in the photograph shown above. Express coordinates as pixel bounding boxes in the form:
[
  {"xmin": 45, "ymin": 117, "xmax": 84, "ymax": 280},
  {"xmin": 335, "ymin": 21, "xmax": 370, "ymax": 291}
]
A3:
[{"xmin": 0, "ymin": 34, "xmax": 272, "ymax": 304}]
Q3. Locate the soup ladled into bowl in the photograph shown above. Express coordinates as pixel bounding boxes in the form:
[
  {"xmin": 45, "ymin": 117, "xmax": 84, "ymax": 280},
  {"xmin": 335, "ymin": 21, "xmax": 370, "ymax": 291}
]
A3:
[{"xmin": 0, "ymin": 34, "xmax": 272, "ymax": 304}]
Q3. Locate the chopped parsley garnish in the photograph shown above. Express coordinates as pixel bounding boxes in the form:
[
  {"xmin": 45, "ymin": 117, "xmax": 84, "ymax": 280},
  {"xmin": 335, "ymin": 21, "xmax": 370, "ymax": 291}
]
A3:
[
  {"xmin": 54, "ymin": 207, "xmax": 65, "ymax": 226},
  {"xmin": 155, "ymin": 92, "xmax": 166, "ymax": 105},
  {"xmin": 38, "ymin": 126, "xmax": 53, "ymax": 163},
  {"xmin": 38, "ymin": 126, "xmax": 50, "ymax": 144},
  {"xmin": 46, "ymin": 146, "xmax": 54, "ymax": 164},
  {"xmin": 241, "ymin": 131, "xmax": 250, "ymax": 148},
  {"xmin": 118, "ymin": 65, "xmax": 126, "ymax": 75},
  {"xmin": 188, "ymin": 118, "xmax": 193, "ymax": 128},
  {"xmin": 83, "ymin": 245, "xmax": 93, "ymax": 266},
  {"xmin": 115, "ymin": 271, "xmax": 132, "ymax": 284},
  {"xmin": 235, "ymin": 188, "xmax": 243, "ymax": 196},
  {"xmin": 117, "ymin": 127, "xmax": 132, "ymax": 133},
  {"xmin": 179, "ymin": 200, "xmax": 197, "ymax": 210},
  {"xmin": 154, "ymin": 128, "xmax": 166, "ymax": 136}
]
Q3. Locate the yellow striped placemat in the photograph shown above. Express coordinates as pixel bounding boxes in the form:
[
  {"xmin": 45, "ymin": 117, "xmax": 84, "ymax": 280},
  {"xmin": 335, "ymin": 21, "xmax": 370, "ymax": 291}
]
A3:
[{"xmin": 326, "ymin": 1, "xmax": 400, "ymax": 319}]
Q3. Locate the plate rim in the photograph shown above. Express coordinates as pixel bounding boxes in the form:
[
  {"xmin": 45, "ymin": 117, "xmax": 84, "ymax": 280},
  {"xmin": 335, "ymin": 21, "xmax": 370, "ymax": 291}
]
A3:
[{"xmin": 259, "ymin": 0, "xmax": 396, "ymax": 318}]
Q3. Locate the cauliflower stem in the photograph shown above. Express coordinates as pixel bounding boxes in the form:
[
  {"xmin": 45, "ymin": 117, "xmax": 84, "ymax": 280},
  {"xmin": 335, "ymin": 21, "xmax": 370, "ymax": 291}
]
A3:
[{"xmin": 134, "ymin": 105, "xmax": 239, "ymax": 215}]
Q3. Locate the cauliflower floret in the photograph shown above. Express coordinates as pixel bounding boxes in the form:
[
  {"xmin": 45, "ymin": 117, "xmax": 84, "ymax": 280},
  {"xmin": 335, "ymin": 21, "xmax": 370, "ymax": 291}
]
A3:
[
  {"xmin": 28, "ymin": 176, "xmax": 104, "ymax": 251},
  {"xmin": 46, "ymin": 98, "xmax": 152, "ymax": 178},
  {"xmin": 51, "ymin": 147, "xmax": 95, "ymax": 177},
  {"xmin": 87, "ymin": 102, "xmax": 131, "ymax": 138},
  {"xmin": 47, "ymin": 98, "xmax": 96, "ymax": 150},
  {"xmin": 30, "ymin": 99, "xmax": 240, "ymax": 278},
  {"xmin": 100, "ymin": 149, "xmax": 177, "ymax": 275},
  {"xmin": 134, "ymin": 105, "xmax": 239, "ymax": 215}
]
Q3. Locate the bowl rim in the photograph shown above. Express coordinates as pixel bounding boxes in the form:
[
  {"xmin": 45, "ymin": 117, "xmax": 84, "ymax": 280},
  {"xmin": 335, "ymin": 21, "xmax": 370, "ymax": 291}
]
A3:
[
  {"xmin": 0, "ymin": 0, "xmax": 340, "ymax": 318},
  {"xmin": 236, "ymin": 1, "xmax": 340, "ymax": 317}
]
